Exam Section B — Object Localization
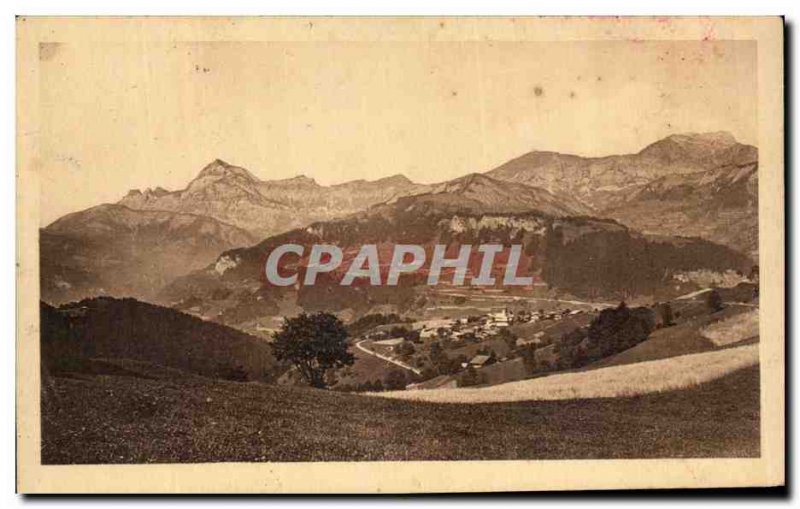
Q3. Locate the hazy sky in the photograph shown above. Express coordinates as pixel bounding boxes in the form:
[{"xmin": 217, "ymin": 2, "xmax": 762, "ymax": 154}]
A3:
[{"xmin": 38, "ymin": 39, "xmax": 756, "ymax": 225}]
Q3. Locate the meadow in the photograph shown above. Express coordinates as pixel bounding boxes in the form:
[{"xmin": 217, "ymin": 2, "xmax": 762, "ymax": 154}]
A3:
[
  {"xmin": 375, "ymin": 343, "xmax": 758, "ymax": 403},
  {"xmin": 701, "ymin": 309, "xmax": 760, "ymax": 346},
  {"xmin": 41, "ymin": 364, "xmax": 759, "ymax": 463}
]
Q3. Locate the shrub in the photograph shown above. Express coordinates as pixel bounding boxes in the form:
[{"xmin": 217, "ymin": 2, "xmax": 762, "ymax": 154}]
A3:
[
  {"xmin": 384, "ymin": 369, "xmax": 408, "ymax": 391},
  {"xmin": 396, "ymin": 341, "xmax": 416, "ymax": 356},
  {"xmin": 584, "ymin": 302, "xmax": 655, "ymax": 365},
  {"xmin": 706, "ymin": 289, "xmax": 724, "ymax": 313},
  {"xmin": 659, "ymin": 302, "xmax": 675, "ymax": 327}
]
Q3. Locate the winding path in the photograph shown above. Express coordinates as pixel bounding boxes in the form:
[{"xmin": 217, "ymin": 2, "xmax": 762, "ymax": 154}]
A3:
[{"xmin": 355, "ymin": 340, "xmax": 422, "ymax": 376}]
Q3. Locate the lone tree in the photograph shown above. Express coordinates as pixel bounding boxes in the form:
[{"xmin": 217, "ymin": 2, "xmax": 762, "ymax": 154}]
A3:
[
  {"xmin": 706, "ymin": 289, "xmax": 724, "ymax": 313},
  {"xmin": 659, "ymin": 302, "xmax": 675, "ymax": 327},
  {"xmin": 271, "ymin": 312, "xmax": 354, "ymax": 389}
]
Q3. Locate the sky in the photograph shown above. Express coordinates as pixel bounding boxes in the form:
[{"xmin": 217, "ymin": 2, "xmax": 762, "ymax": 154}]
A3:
[{"xmin": 37, "ymin": 39, "xmax": 757, "ymax": 225}]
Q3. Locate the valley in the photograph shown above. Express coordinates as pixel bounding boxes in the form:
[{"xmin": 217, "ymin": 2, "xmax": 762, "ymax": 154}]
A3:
[
  {"xmin": 37, "ymin": 131, "xmax": 763, "ymax": 464},
  {"xmin": 41, "ymin": 131, "xmax": 758, "ymax": 308}
]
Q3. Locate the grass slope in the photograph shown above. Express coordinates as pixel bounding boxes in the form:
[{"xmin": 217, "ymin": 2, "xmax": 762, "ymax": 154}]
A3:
[
  {"xmin": 588, "ymin": 303, "xmax": 756, "ymax": 369},
  {"xmin": 701, "ymin": 309, "xmax": 759, "ymax": 346},
  {"xmin": 42, "ymin": 365, "xmax": 759, "ymax": 464},
  {"xmin": 41, "ymin": 298, "xmax": 282, "ymax": 382},
  {"xmin": 378, "ymin": 344, "xmax": 758, "ymax": 403}
]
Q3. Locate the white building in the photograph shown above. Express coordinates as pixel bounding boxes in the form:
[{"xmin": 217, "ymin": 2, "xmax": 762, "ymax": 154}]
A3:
[
  {"xmin": 489, "ymin": 309, "xmax": 512, "ymax": 327},
  {"xmin": 420, "ymin": 328, "xmax": 439, "ymax": 339}
]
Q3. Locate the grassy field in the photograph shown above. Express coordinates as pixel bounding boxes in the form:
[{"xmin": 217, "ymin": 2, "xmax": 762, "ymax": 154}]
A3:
[
  {"xmin": 377, "ymin": 344, "xmax": 758, "ymax": 403},
  {"xmin": 447, "ymin": 336, "xmax": 513, "ymax": 360},
  {"xmin": 41, "ymin": 364, "xmax": 759, "ymax": 464},
  {"xmin": 588, "ymin": 304, "xmax": 756, "ymax": 369},
  {"xmin": 510, "ymin": 313, "xmax": 594, "ymax": 344},
  {"xmin": 477, "ymin": 357, "xmax": 528, "ymax": 385},
  {"xmin": 332, "ymin": 343, "xmax": 406, "ymax": 387},
  {"xmin": 411, "ymin": 358, "xmax": 529, "ymax": 389},
  {"xmin": 701, "ymin": 309, "xmax": 759, "ymax": 346}
]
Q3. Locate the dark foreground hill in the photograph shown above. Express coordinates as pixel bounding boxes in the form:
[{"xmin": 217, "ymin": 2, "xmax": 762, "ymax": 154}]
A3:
[
  {"xmin": 41, "ymin": 297, "xmax": 282, "ymax": 382},
  {"xmin": 41, "ymin": 365, "xmax": 759, "ymax": 463}
]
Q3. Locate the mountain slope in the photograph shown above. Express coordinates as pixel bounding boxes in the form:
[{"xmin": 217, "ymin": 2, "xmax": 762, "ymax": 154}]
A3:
[
  {"xmin": 119, "ymin": 160, "xmax": 296, "ymax": 239},
  {"xmin": 42, "ymin": 132, "xmax": 759, "ymax": 306},
  {"xmin": 486, "ymin": 132, "xmax": 757, "ymax": 209},
  {"xmin": 162, "ymin": 190, "xmax": 752, "ymax": 327},
  {"xmin": 41, "ymin": 204, "xmax": 256, "ymax": 304},
  {"xmin": 600, "ymin": 162, "xmax": 758, "ymax": 257},
  {"xmin": 41, "ymin": 365, "xmax": 759, "ymax": 463},
  {"xmin": 259, "ymin": 173, "xmax": 429, "ymax": 212},
  {"xmin": 422, "ymin": 173, "xmax": 591, "ymax": 216},
  {"xmin": 44, "ymin": 161, "xmax": 590, "ymax": 305},
  {"xmin": 40, "ymin": 297, "xmax": 281, "ymax": 382},
  {"xmin": 485, "ymin": 131, "xmax": 758, "ymax": 257}
]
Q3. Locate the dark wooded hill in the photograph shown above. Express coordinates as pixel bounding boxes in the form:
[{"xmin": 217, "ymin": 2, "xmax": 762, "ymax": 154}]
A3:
[{"xmin": 41, "ymin": 297, "xmax": 281, "ymax": 382}]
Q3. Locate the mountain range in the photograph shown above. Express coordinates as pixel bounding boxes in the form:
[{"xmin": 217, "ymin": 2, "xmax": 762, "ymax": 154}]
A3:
[
  {"xmin": 41, "ymin": 205, "xmax": 256, "ymax": 304},
  {"xmin": 40, "ymin": 131, "xmax": 759, "ymax": 309},
  {"xmin": 118, "ymin": 159, "xmax": 430, "ymax": 238},
  {"xmin": 599, "ymin": 161, "xmax": 758, "ymax": 256},
  {"xmin": 485, "ymin": 131, "xmax": 758, "ymax": 256},
  {"xmin": 161, "ymin": 183, "xmax": 751, "ymax": 328},
  {"xmin": 487, "ymin": 132, "xmax": 756, "ymax": 206}
]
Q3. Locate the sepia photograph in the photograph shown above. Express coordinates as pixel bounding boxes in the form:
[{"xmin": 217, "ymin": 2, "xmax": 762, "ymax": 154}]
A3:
[{"xmin": 15, "ymin": 15, "xmax": 785, "ymax": 493}]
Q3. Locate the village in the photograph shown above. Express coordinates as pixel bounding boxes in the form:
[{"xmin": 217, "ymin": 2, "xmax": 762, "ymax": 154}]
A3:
[
  {"xmin": 336, "ymin": 305, "xmax": 593, "ymax": 392},
  {"xmin": 368, "ymin": 307, "xmax": 584, "ymax": 349}
]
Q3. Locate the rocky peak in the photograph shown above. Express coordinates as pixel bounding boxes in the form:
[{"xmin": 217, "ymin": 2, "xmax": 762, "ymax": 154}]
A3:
[
  {"xmin": 638, "ymin": 131, "xmax": 740, "ymax": 162},
  {"xmin": 193, "ymin": 159, "xmax": 259, "ymax": 183},
  {"xmin": 376, "ymin": 174, "xmax": 414, "ymax": 186},
  {"xmin": 667, "ymin": 131, "xmax": 737, "ymax": 146}
]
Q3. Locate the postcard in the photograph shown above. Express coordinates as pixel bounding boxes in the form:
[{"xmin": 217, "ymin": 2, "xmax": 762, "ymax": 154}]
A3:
[{"xmin": 16, "ymin": 16, "xmax": 784, "ymax": 493}]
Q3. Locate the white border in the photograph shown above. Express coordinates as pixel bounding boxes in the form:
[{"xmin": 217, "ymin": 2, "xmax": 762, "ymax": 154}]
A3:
[{"xmin": 6, "ymin": 2, "xmax": 796, "ymax": 507}]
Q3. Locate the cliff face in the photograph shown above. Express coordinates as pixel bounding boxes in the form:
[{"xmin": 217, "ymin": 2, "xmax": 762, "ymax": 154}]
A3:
[{"xmin": 162, "ymin": 189, "xmax": 751, "ymax": 327}]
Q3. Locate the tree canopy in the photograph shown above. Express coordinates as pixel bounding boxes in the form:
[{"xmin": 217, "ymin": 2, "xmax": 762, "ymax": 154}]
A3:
[
  {"xmin": 272, "ymin": 312, "xmax": 354, "ymax": 389},
  {"xmin": 706, "ymin": 289, "xmax": 724, "ymax": 313}
]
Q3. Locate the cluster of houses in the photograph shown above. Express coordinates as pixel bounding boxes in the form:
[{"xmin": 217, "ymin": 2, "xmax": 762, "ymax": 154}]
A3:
[
  {"xmin": 360, "ymin": 306, "xmax": 598, "ymax": 392},
  {"xmin": 367, "ymin": 307, "xmax": 585, "ymax": 353}
]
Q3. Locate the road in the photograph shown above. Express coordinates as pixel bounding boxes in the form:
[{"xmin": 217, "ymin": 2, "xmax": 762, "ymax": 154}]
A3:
[
  {"xmin": 676, "ymin": 287, "xmax": 759, "ymax": 308},
  {"xmin": 676, "ymin": 288, "xmax": 713, "ymax": 300},
  {"xmin": 355, "ymin": 340, "xmax": 422, "ymax": 376}
]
